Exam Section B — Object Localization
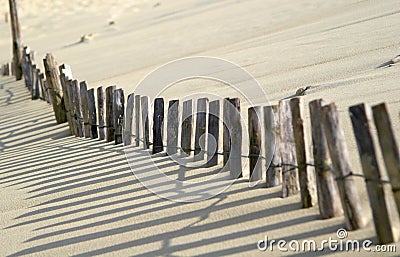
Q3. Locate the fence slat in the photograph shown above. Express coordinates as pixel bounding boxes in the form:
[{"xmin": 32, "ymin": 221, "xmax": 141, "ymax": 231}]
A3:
[
  {"xmin": 22, "ymin": 46, "xmax": 31, "ymax": 87},
  {"xmin": 321, "ymin": 102, "xmax": 366, "ymax": 230},
  {"xmin": 72, "ymin": 80, "xmax": 84, "ymax": 137},
  {"xmin": 80, "ymin": 81, "xmax": 90, "ymax": 138},
  {"xmin": 105, "ymin": 85, "xmax": 116, "ymax": 142},
  {"xmin": 124, "ymin": 93, "xmax": 135, "ymax": 146},
  {"xmin": 67, "ymin": 79, "xmax": 78, "ymax": 136},
  {"xmin": 309, "ymin": 99, "xmax": 342, "ymax": 218},
  {"xmin": 31, "ymin": 64, "xmax": 38, "ymax": 100},
  {"xmin": 223, "ymin": 98, "xmax": 231, "ymax": 170},
  {"xmin": 134, "ymin": 94, "xmax": 141, "ymax": 147},
  {"xmin": 152, "ymin": 98, "xmax": 164, "ymax": 154},
  {"xmin": 264, "ymin": 105, "xmax": 281, "ymax": 187},
  {"xmin": 9, "ymin": 0, "xmax": 23, "ymax": 80},
  {"xmin": 38, "ymin": 72, "xmax": 46, "ymax": 102},
  {"xmin": 43, "ymin": 53, "xmax": 67, "ymax": 123},
  {"xmin": 248, "ymin": 106, "xmax": 262, "ymax": 181},
  {"xmin": 194, "ymin": 98, "xmax": 208, "ymax": 161},
  {"xmin": 279, "ymin": 99, "xmax": 299, "ymax": 197},
  {"xmin": 290, "ymin": 97, "xmax": 317, "ymax": 208},
  {"xmin": 113, "ymin": 89, "xmax": 125, "ymax": 145},
  {"xmin": 350, "ymin": 103, "xmax": 397, "ymax": 243},
  {"xmin": 372, "ymin": 103, "xmax": 400, "ymax": 216},
  {"xmin": 34, "ymin": 68, "xmax": 41, "ymax": 100},
  {"xmin": 141, "ymin": 96, "xmax": 150, "ymax": 149},
  {"xmin": 87, "ymin": 88, "xmax": 98, "ymax": 139},
  {"xmin": 97, "ymin": 86, "xmax": 106, "ymax": 140},
  {"xmin": 167, "ymin": 100, "xmax": 179, "ymax": 155},
  {"xmin": 44, "ymin": 81, "xmax": 51, "ymax": 105},
  {"xmin": 58, "ymin": 64, "xmax": 72, "ymax": 133},
  {"xmin": 206, "ymin": 100, "xmax": 219, "ymax": 167},
  {"xmin": 229, "ymin": 98, "xmax": 242, "ymax": 179},
  {"xmin": 181, "ymin": 99, "xmax": 193, "ymax": 155}
]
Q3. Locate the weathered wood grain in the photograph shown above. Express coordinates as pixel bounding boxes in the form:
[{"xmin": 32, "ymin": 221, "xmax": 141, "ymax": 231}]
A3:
[
  {"xmin": 321, "ymin": 102, "xmax": 366, "ymax": 230},
  {"xmin": 264, "ymin": 105, "xmax": 281, "ymax": 187},
  {"xmin": 194, "ymin": 98, "xmax": 208, "ymax": 161},
  {"xmin": 309, "ymin": 99, "xmax": 343, "ymax": 218},
  {"xmin": 167, "ymin": 99, "xmax": 179, "ymax": 155},
  {"xmin": 372, "ymin": 103, "xmax": 400, "ymax": 217},
  {"xmin": 113, "ymin": 88, "xmax": 125, "ymax": 145},
  {"xmin": 350, "ymin": 103, "xmax": 397, "ymax": 243},
  {"xmin": 97, "ymin": 86, "xmax": 106, "ymax": 140},
  {"xmin": 181, "ymin": 99, "xmax": 193, "ymax": 155},
  {"xmin": 152, "ymin": 98, "xmax": 164, "ymax": 154},
  {"xmin": 248, "ymin": 106, "xmax": 262, "ymax": 181},
  {"xmin": 87, "ymin": 88, "xmax": 98, "ymax": 139},
  {"xmin": 206, "ymin": 100, "xmax": 220, "ymax": 167},
  {"xmin": 279, "ymin": 99, "xmax": 299, "ymax": 197},
  {"xmin": 105, "ymin": 85, "xmax": 116, "ymax": 142},
  {"xmin": 43, "ymin": 53, "xmax": 67, "ymax": 123}
]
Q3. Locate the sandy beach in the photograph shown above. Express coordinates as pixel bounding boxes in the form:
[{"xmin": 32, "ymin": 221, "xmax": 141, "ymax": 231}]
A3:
[{"xmin": 1, "ymin": 0, "xmax": 400, "ymax": 256}]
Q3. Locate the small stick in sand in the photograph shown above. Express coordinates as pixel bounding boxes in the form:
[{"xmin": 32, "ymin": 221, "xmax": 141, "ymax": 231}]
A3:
[{"xmin": 376, "ymin": 54, "xmax": 400, "ymax": 68}]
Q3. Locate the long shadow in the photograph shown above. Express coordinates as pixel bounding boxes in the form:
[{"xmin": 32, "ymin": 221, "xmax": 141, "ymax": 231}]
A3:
[
  {"xmin": 10, "ymin": 200, "xmax": 299, "ymax": 256},
  {"xmin": 1, "ymin": 140, "xmax": 121, "ymax": 177},
  {"xmin": 3, "ymin": 147, "xmax": 127, "ymax": 185}
]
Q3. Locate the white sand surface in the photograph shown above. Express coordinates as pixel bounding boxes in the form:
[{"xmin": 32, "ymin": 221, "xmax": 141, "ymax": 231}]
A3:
[{"xmin": 1, "ymin": 0, "xmax": 400, "ymax": 256}]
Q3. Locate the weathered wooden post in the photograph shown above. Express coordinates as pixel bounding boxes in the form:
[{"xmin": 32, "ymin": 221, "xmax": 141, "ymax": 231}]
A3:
[
  {"xmin": 290, "ymin": 97, "xmax": 317, "ymax": 208},
  {"xmin": 152, "ymin": 98, "xmax": 164, "ymax": 154},
  {"xmin": 309, "ymin": 99, "xmax": 343, "ymax": 219},
  {"xmin": 248, "ymin": 106, "xmax": 262, "ymax": 181},
  {"xmin": 229, "ymin": 98, "xmax": 242, "ymax": 179},
  {"xmin": 21, "ymin": 46, "xmax": 31, "ymax": 87},
  {"xmin": 80, "ymin": 81, "xmax": 90, "ymax": 138},
  {"xmin": 8, "ymin": 0, "xmax": 23, "ymax": 80},
  {"xmin": 350, "ymin": 103, "xmax": 398, "ymax": 243},
  {"xmin": 123, "ymin": 93, "xmax": 135, "ymax": 146},
  {"xmin": 141, "ymin": 96, "xmax": 150, "ymax": 149},
  {"xmin": 30, "ymin": 64, "xmax": 38, "ymax": 100},
  {"xmin": 181, "ymin": 99, "xmax": 193, "ymax": 155},
  {"xmin": 264, "ymin": 105, "xmax": 281, "ymax": 187},
  {"xmin": 34, "ymin": 67, "xmax": 41, "ymax": 100},
  {"xmin": 279, "ymin": 99, "xmax": 299, "ymax": 197},
  {"xmin": 105, "ymin": 85, "xmax": 116, "ymax": 142},
  {"xmin": 72, "ymin": 80, "xmax": 84, "ymax": 137},
  {"xmin": 194, "ymin": 98, "xmax": 208, "ymax": 161},
  {"xmin": 223, "ymin": 98, "xmax": 231, "ymax": 170},
  {"xmin": 97, "ymin": 86, "xmax": 106, "ymax": 140},
  {"xmin": 38, "ymin": 72, "xmax": 46, "ymax": 101},
  {"xmin": 134, "ymin": 94, "xmax": 141, "ymax": 147},
  {"xmin": 167, "ymin": 100, "xmax": 179, "ymax": 155},
  {"xmin": 33, "ymin": 67, "xmax": 40, "ymax": 99},
  {"xmin": 87, "ymin": 88, "xmax": 98, "ymax": 139},
  {"xmin": 113, "ymin": 89, "xmax": 125, "ymax": 145},
  {"xmin": 43, "ymin": 53, "xmax": 67, "ymax": 124},
  {"xmin": 28, "ymin": 51, "xmax": 35, "ymax": 90},
  {"xmin": 372, "ymin": 103, "xmax": 400, "ymax": 216},
  {"xmin": 59, "ymin": 64, "xmax": 73, "ymax": 133},
  {"xmin": 44, "ymin": 81, "xmax": 51, "ymax": 104},
  {"xmin": 206, "ymin": 100, "xmax": 220, "ymax": 167},
  {"xmin": 67, "ymin": 79, "xmax": 78, "ymax": 135},
  {"xmin": 321, "ymin": 102, "xmax": 366, "ymax": 230},
  {"xmin": 10, "ymin": 60, "xmax": 15, "ymax": 76}
]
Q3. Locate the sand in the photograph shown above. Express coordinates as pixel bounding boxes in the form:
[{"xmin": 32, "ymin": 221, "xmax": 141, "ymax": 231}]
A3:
[{"xmin": 1, "ymin": 0, "xmax": 400, "ymax": 256}]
